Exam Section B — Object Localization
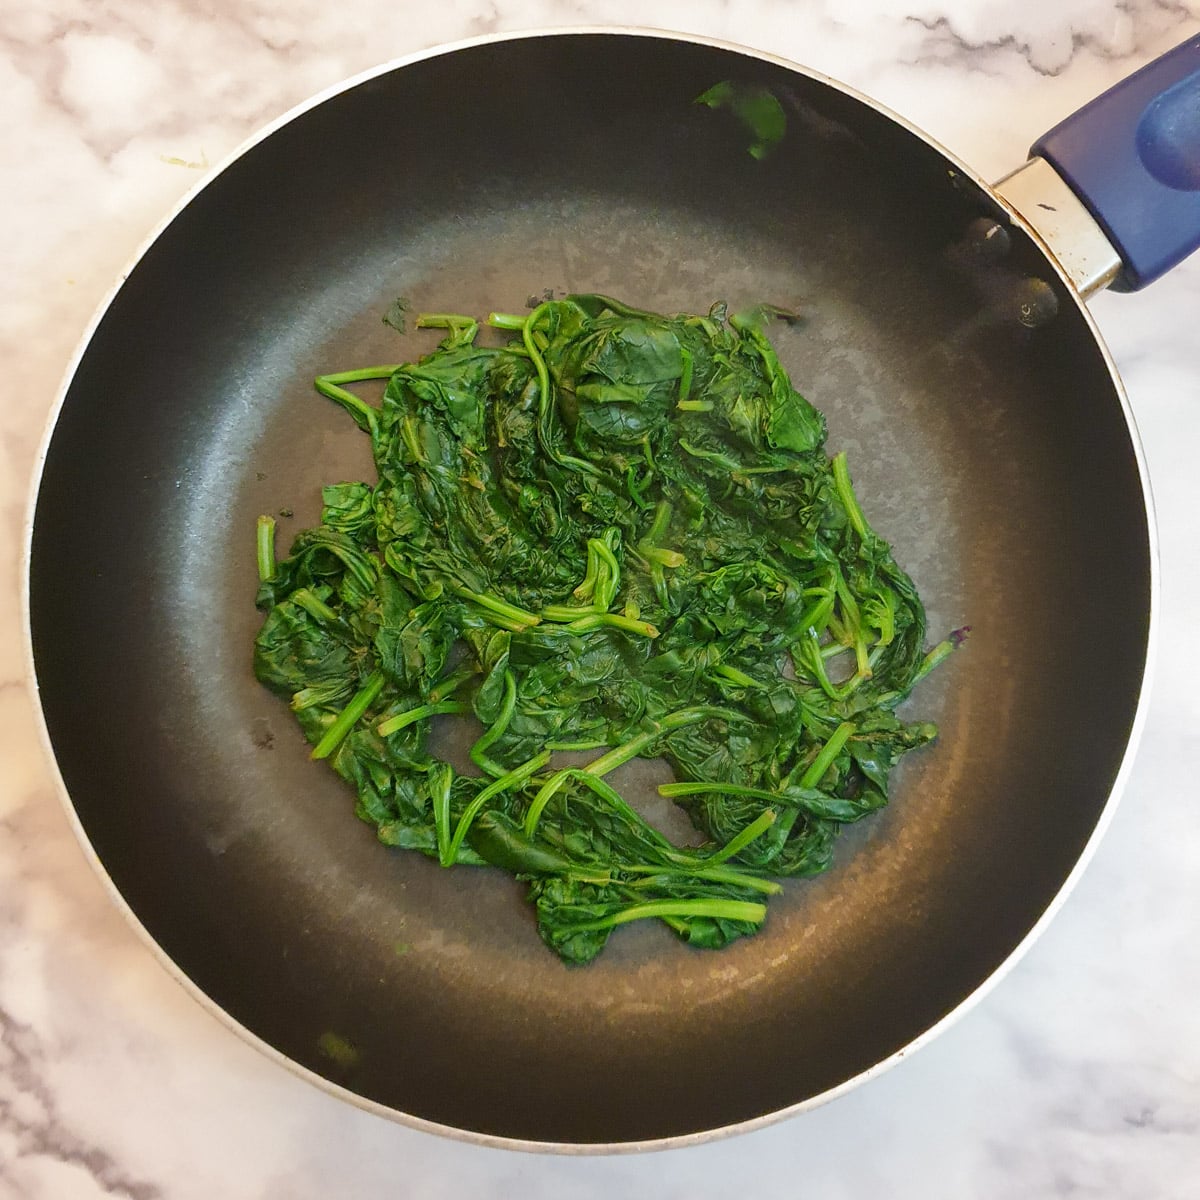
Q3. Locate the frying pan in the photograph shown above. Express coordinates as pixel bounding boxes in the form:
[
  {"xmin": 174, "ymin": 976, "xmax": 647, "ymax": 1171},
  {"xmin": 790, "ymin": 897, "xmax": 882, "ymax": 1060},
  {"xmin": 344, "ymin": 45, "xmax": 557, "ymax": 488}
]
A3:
[{"xmin": 24, "ymin": 29, "xmax": 1200, "ymax": 1150}]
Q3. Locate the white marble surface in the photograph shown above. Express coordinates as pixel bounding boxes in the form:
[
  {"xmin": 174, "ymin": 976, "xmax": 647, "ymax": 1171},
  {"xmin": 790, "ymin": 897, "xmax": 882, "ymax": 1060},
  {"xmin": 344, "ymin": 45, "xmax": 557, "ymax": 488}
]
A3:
[{"xmin": 4, "ymin": 0, "xmax": 1200, "ymax": 1195}]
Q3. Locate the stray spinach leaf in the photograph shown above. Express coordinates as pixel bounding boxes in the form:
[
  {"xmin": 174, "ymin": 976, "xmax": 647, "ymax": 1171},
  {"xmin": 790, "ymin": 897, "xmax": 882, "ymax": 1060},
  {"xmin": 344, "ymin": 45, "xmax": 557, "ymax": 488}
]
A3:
[
  {"xmin": 382, "ymin": 295, "xmax": 411, "ymax": 333},
  {"xmin": 696, "ymin": 81, "xmax": 787, "ymax": 159}
]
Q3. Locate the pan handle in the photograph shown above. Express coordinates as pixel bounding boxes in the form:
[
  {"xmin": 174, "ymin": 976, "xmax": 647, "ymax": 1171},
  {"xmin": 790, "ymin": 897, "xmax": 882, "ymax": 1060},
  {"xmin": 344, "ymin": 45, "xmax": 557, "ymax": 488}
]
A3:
[{"xmin": 1025, "ymin": 34, "xmax": 1200, "ymax": 293}]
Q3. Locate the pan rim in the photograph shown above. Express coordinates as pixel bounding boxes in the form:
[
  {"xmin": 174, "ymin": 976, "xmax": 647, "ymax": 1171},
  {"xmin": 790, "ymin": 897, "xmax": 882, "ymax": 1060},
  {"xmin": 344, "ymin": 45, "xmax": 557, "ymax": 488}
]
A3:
[{"xmin": 20, "ymin": 24, "xmax": 1161, "ymax": 1154}]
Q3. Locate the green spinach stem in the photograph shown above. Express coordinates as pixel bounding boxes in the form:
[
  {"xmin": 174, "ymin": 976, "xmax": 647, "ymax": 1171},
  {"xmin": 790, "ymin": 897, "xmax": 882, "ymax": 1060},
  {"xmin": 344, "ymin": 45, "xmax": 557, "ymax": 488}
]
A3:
[
  {"xmin": 470, "ymin": 669, "xmax": 517, "ymax": 777},
  {"xmin": 678, "ymin": 346, "xmax": 694, "ymax": 402},
  {"xmin": 291, "ymin": 587, "xmax": 337, "ymax": 623},
  {"xmin": 911, "ymin": 638, "xmax": 957, "ymax": 685},
  {"xmin": 416, "ymin": 313, "xmax": 479, "ymax": 341},
  {"xmin": 311, "ymin": 670, "xmax": 385, "ymax": 761},
  {"xmin": 564, "ymin": 612, "xmax": 659, "ymax": 638},
  {"xmin": 832, "ymin": 451, "xmax": 872, "ymax": 541},
  {"xmin": 445, "ymin": 750, "xmax": 552, "ymax": 865},
  {"xmin": 427, "ymin": 664, "xmax": 479, "ymax": 703},
  {"xmin": 378, "ymin": 700, "xmax": 470, "ymax": 737},
  {"xmin": 800, "ymin": 721, "xmax": 856, "ymax": 787},
  {"xmin": 563, "ymin": 898, "xmax": 766, "ymax": 932},
  {"xmin": 314, "ymin": 367, "xmax": 399, "ymax": 435},
  {"xmin": 256, "ymin": 515, "xmax": 276, "ymax": 582},
  {"xmin": 430, "ymin": 763, "xmax": 454, "ymax": 867},
  {"xmin": 486, "ymin": 311, "xmax": 527, "ymax": 330},
  {"xmin": 450, "ymin": 585, "xmax": 541, "ymax": 628},
  {"xmin": 702, "ymin": 808, "xmax": 777, "ymax": 866}
]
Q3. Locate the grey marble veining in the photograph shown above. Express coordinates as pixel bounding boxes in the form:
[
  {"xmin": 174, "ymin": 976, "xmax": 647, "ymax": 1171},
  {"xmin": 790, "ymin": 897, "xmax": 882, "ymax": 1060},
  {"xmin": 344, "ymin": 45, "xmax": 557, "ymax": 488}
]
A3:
[{"xmin": 3, "ymin": 0, "xmax": 1200, "ymax": 1196}]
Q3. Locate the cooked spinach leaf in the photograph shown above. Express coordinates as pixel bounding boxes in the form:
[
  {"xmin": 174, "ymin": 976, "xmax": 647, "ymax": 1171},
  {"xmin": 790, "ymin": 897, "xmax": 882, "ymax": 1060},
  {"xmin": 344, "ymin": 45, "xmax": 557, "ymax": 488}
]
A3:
[
  {"xmin": 696, "ymin": 81, "xmax": 787, "ymax": 159},
  {"xmin": 254, "ymin": 295, "xmax": 960, "ymax": 964}
]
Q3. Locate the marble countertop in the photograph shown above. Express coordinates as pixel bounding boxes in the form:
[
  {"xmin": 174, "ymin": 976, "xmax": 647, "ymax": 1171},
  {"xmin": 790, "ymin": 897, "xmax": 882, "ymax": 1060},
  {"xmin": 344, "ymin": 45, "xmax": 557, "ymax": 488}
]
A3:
[{"xmin": 4, "ymin": 1, "xmax": 1200, "ymax": 1195}]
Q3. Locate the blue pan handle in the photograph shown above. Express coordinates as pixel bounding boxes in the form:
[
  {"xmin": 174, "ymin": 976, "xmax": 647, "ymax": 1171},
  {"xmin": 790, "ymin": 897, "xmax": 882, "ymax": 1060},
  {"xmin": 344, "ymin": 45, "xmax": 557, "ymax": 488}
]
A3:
[{"xmin": 1031, "ymin": 34, "xmax": 1200, "ymax": 291}]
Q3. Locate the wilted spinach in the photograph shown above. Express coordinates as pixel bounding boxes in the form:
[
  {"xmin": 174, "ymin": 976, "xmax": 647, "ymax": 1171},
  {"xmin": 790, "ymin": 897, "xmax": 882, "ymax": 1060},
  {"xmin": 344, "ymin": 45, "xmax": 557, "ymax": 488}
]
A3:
[{"xmin": 254, "ymin": 295, "xmax": 960, "ymax": 964}]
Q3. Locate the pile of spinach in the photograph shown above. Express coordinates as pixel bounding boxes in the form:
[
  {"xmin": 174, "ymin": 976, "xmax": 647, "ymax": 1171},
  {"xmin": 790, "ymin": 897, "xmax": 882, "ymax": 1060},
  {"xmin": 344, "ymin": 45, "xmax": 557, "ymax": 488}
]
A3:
[{"xmin": 254, "ymin": 294, "xmax": 958, "ymax": 965}]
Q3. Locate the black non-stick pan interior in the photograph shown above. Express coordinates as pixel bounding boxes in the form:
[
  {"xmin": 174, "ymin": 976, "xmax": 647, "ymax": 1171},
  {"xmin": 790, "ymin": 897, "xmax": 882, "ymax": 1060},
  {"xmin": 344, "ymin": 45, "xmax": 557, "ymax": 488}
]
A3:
[{"xmin": 29, "ymin": 33, "xmax": 1151, "ymax": 1145}]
